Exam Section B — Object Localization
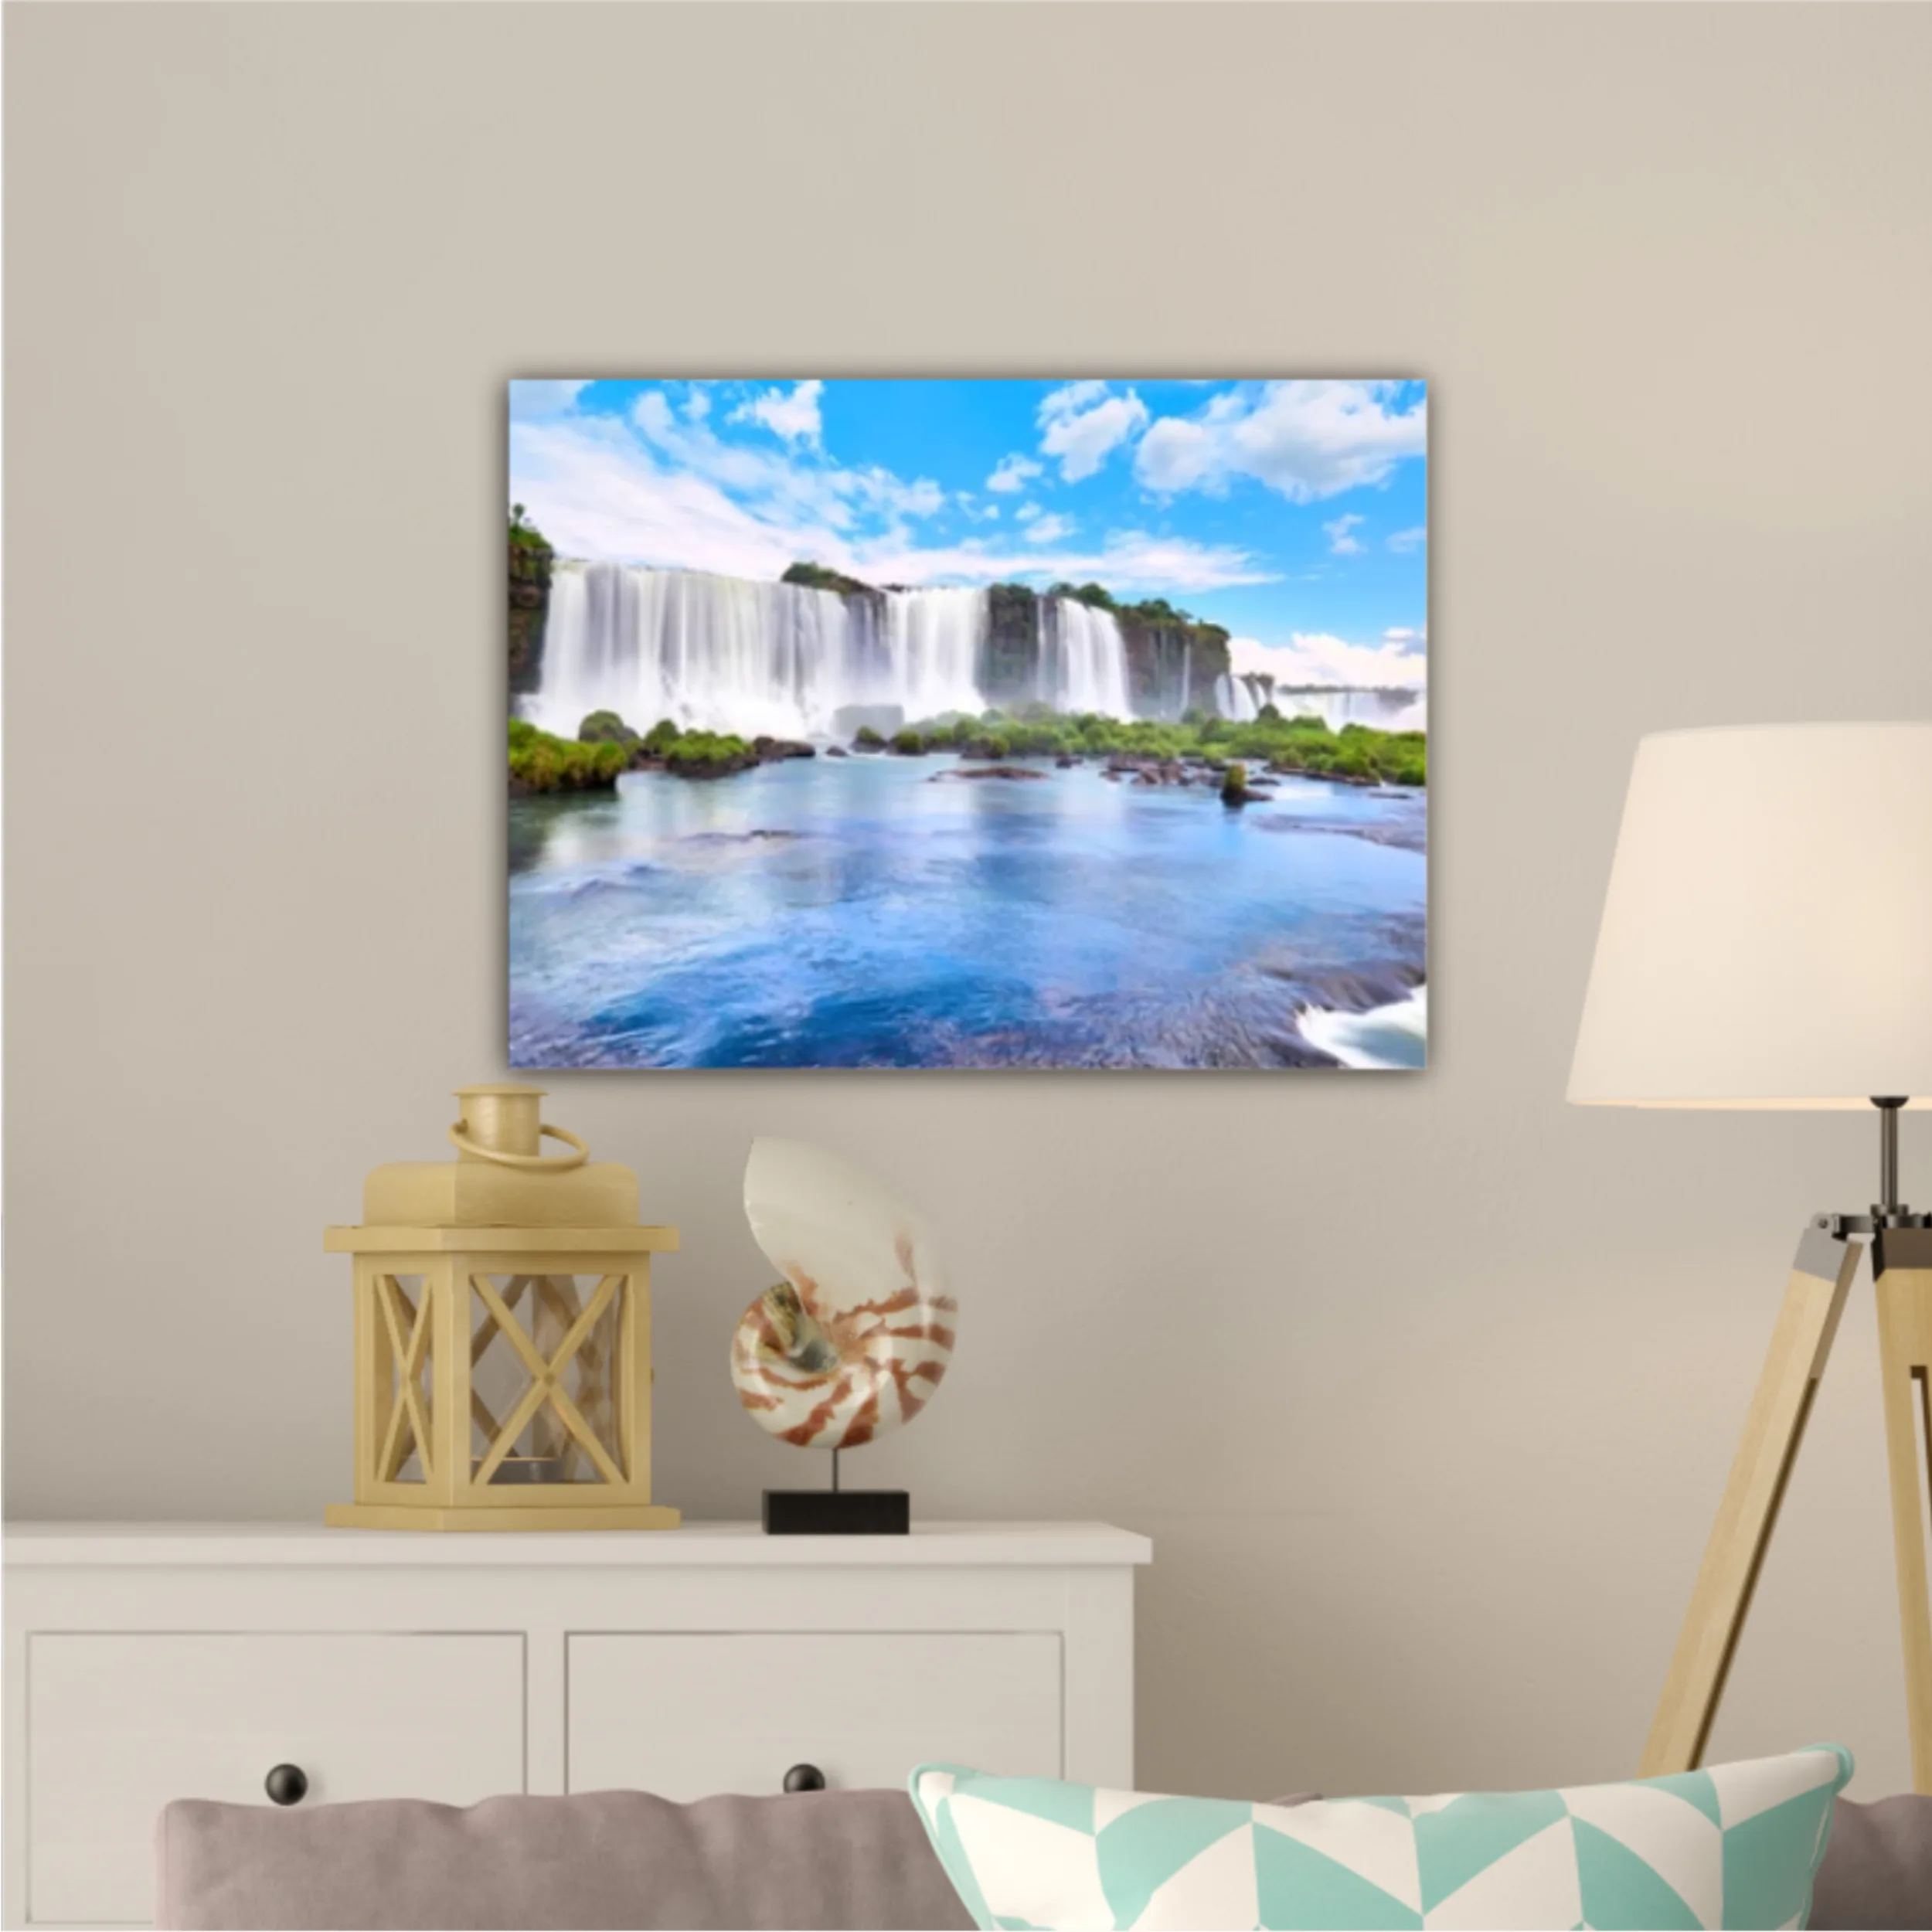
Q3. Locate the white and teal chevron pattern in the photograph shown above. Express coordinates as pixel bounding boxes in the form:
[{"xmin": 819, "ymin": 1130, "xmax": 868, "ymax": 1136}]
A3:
[{"xmin": 910, "ymin": 1746, "xmax": 1850, "ymax": 1931}]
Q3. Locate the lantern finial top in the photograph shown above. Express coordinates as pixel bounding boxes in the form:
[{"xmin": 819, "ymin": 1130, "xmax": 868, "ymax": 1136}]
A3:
[
  {"xmin": 333, "ymin": 1081, "xmax": 647, "ymax": 1236},
  {"xmin": 452, "ymin": 1085, "xmax": 546, "ymax": 1160}
]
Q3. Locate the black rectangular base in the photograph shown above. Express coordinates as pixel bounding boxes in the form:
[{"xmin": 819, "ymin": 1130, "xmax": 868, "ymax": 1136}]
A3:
[{"xmin": 762, "ymin": 1488, "xmax": 910, "ymax": 1536}]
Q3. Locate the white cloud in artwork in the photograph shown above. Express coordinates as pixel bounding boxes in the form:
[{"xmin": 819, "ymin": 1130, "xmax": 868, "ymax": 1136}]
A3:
[
  {"xmin": 512, "ymin": 416, "xmax": 810, "ymax": 582},
  {"xmin": 510, "ymin": 411, "xmax": 1277, "ymax": 598},
  {"xmin": 851, "ymin": 527, "xmax": 1275, "ymax": 595},
  {"xmin": 509, "ymin": 379, "xmax": 589, "ymax": 420},
  {"xmin": 1136, "ymin": 380, "xmax": 1426, "ymax": 503},
  {"xmin": 1077, "ymin": 532, "xmax": 1275, "ymax": 594},
  {"xmin": 1022, "ymin": 513, "xmax": 1075, "ymax": 546},
  {"xmin": 684, "ymin": 388, "xmax": 712, "ymax": 421},
  {"xmin": 1383, "ymin": 625, "xmax": 1426, "ymax": 651},
  {"xmin": 1387, "ymin": 525, "xmax": 1426, "ymax": 553},
  {"xmin": 1325, "ymin": 513, "xmax": 1366, "ymax": 556},
  {"xmin": 1015, "ymin": 502, "xmax": 1041, "ymax": 522},
  {"xmin": 1038, "ymin": 383, "xmax": 1149, "ymax": 482},
  {"xmin": 730, "ymin": 379, "xmax": 825, "ymax": 443},
  {"xmin": 865, "ymin": 472, "xmax": 945, "ymax": 519},
  {"xmin": 1131, "ymin": 420, "xmax": 1215, "ymax": 494},
  {"xmin": 631, "ymin": 391, "xmax": 855, "ymax": 526},
  {"xmin": 1039, "ymin": 379, "xmax": 1107, "ymax": 416},
  {"xmin": 986, "ymin": 453, "xmax": 1043, "ymax": 494},
  {"xmin": 1230, "ymin": 631, "xmax": 1427, "ymax": 691}
]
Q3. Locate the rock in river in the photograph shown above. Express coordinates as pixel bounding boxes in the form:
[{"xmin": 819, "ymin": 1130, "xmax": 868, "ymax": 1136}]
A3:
[{"xmin": 930, "ymin": 765, "xmax": 1049, "ymax": 782}]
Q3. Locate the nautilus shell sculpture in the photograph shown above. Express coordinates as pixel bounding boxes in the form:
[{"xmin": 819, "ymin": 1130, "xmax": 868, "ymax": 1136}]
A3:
[{"xmin": 730, "ymin": 1138, "xmax": 957, "ymax": 1451}]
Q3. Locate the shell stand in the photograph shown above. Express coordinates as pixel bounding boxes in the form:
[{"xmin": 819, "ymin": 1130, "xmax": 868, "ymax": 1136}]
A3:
[{"xmin": 763, "ymin": 1450, "xmax": 910, "ymax": 1536}]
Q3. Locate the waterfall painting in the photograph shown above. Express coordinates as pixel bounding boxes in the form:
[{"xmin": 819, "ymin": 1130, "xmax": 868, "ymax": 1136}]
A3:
[{"xmin": 509, "ymin": 379, "xmax": 1427, "ymax": 1070}]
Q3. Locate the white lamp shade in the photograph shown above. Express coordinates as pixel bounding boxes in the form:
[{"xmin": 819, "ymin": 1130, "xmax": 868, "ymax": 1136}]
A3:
[{"xmin": 1570, "ymin": 723, "xmax": 1932, "ymax": 1109}]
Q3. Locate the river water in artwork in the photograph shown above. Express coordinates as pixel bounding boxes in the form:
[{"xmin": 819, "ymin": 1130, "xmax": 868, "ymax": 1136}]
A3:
[{"xmin": 509, "ymin": 754, "xmax": 1427, "ymax": 1070}]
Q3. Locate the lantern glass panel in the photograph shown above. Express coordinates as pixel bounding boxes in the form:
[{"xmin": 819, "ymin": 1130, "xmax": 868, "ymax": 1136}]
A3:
[{"xmin": 469, "ymin": 1273, "xmax": 625, "ymax": 1487}]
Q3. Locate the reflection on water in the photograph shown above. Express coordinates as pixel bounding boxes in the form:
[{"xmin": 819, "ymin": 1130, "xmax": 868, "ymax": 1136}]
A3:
[{"xmin": 509, "ymin": 754, "xmax": 1427, "ymax": 1070}]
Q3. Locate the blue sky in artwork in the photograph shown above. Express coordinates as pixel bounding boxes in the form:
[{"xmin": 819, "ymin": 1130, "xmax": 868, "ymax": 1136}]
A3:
[{"xmin": 509, "ymin": 379, "xmax": 1427, "ymax": 689}]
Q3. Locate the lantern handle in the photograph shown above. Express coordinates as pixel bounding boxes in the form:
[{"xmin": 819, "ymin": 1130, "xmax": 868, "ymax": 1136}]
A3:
[{"xmin": 447, "ymin": 1120, "xmax": 590, "ymax": 1170}]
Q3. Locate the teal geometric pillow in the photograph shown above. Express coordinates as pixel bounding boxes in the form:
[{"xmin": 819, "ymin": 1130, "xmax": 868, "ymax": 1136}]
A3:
[{"xmin": 910, "ymin": 1746, "xmax": 1851, "ymax": 1930}]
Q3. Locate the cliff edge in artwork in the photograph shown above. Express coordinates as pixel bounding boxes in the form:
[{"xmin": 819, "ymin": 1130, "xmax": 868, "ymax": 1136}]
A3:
[{"xmin": 509, "ymin": 505, "xmax": 553, "ymax": 695}]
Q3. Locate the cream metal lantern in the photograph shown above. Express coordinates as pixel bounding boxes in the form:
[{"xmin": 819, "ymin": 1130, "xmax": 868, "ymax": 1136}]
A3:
[{"xmin": 325, "ymin": 1084, "xmax": 680, "ymax": 1532}]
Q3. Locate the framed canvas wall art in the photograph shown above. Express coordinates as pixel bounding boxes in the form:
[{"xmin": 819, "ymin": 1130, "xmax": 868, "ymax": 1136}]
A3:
[{"xmin": 508, "ymin": 379, "xmax": 1427, "ymax": 1071}]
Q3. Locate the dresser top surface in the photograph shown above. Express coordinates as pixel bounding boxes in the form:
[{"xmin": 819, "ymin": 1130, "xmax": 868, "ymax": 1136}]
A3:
[{"xmin": 2, "ymin": 1519, "xmax": 1151, "ymax": 1568}]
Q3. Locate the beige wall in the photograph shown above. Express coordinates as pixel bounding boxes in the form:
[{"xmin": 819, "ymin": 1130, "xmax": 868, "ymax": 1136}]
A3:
[{"xmin": 8, "ymin": 2, "xmax": 1932, "ymax": 1801}]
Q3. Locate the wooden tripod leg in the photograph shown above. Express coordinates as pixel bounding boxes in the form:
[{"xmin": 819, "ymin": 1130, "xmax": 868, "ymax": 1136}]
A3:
[
  {"xmin": 1640, "ymin": 1225, "xmax": 1862, "ymax": 1777},
  {"xmin": 1874, "ymin": 1228, "xmax": 1932, "ymax": 1794}
]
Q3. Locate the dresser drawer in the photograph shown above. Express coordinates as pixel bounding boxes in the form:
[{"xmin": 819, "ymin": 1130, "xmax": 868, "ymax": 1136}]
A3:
[
  {"xmin": 567, "ymin": 1631, "xmax": 1061, "ymax": 1800},
  {"xmin": 28, "ymin": 1631, "xmax": 524, "ymax": 1926}
]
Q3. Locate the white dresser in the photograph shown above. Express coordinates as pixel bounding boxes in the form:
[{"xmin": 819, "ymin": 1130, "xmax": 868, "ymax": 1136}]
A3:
[{"xmin": 2, "ymin": 1521, "xmax": 1149, "ymax": 1930}]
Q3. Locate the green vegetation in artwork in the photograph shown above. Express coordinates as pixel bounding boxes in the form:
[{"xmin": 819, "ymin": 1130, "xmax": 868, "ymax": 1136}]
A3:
[
  {"xmin": 663, "ymin": 729, "xmax": 756, "ymax": 776},
  {"xmin": 781, "ymin": 560, "xmax": 876, "ymax": 597},
  {"xmin": 867, "ymin": 707, "xmax": 1426, "ymax": 787},
  {"xmin": 506, "ymin": 712, "xmax": 817, "ymax": 790},
  {"xmin": 509, "ymin": 705, "xmax": 1423, "ymax": 792},
  {"xmin": 1045, "ymin": 580, "xmax": 1231, "ymax": 646},
  {"xmin": 577, "ymin": 709, "xmax": 639, "ymax": 747},
  {"xmin": 509, "ymin": 502, "xmax": 552, "ymax": 558},
  {"xmin": 508, "ymin": 718, "xmax": 627, "ymax": 794}
]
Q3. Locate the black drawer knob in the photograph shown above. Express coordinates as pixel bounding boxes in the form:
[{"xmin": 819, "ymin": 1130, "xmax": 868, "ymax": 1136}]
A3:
[
  {"xmin": 782, "ymin": 1763, "xmax": 825, "ymax": 1794},
  {"xmin": 264, "ymin": 1764, "xmax": 308, "ymax": 1806}
]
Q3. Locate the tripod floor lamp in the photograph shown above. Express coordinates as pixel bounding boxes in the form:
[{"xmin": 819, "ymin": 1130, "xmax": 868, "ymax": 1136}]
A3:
[{"xmin": 1570, "ymin": 722, "xmax": 1932, "ymax": 1791}]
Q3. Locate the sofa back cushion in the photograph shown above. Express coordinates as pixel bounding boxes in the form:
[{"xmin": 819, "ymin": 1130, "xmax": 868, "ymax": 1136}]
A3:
[
  {"xmin": 1810, "ymin": 1793, "xmax": 1932, "ymax": 1930},
  {"xmin": 158, "ymin": 1787, "xmax": 975, "ymax": 1931},
  {"xmin": 156, "ymin": 1784, "xmax": 1930, "ymax": 1931}
]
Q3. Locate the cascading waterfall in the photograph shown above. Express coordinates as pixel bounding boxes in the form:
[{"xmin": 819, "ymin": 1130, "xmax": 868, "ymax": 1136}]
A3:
[
  {"xmin": 529, "ymin": 563, "xmax": 1133, "ymax": 738},
  {"xmin": 528, "ymin": 564, "xmax": 994, "ymax": 741},
  {"xmin": 1208, "ymin": 673, "xmax": 1424, "ymax": 733},
  {"xmin": 879, "ymin": 587, "xmax": 990, "ymax": 725},
  {"xmin": 1037, "ymin": 596, "xmax": 1131, "ymax": 717},
  {"xmin": 1275, "ymin": 686, "xmax": 1427, "ymax": 733},
  {"xmin": 1213, "ymin": 672, "xmax": 1260, "ymax": 723},
  {"xmin": 526, "ymin": 562, "xmax": 1420, "ymax": 740}
]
